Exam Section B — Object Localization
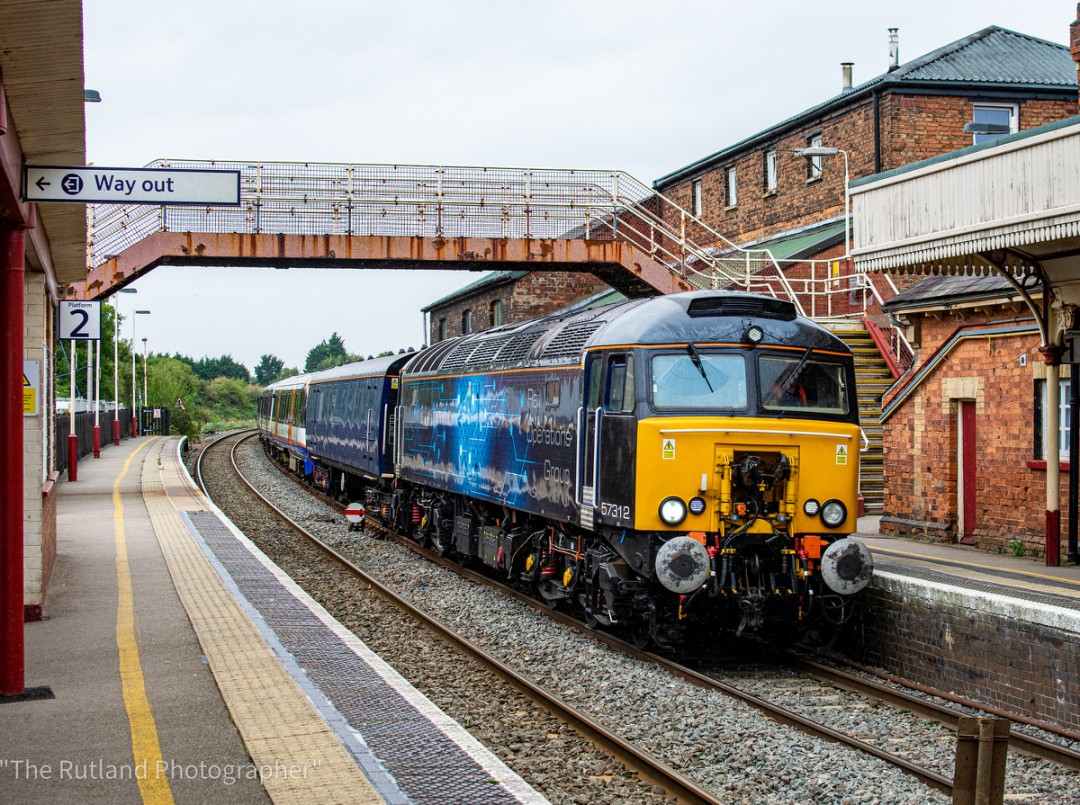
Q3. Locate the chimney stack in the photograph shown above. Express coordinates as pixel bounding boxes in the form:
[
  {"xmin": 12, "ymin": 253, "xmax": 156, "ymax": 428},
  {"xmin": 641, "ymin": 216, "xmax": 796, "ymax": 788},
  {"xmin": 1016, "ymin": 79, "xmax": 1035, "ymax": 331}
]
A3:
[
  {"xmin": 1071, "ymin": 3, "xmax": 1080, "ymax": 100},
  {"xmin": 888, "ymin": 28, "xmax": 900, "ymax": 72},
  {"xmin": 841, "ymin": 62, "xmax": 854, "ymax": 93}
]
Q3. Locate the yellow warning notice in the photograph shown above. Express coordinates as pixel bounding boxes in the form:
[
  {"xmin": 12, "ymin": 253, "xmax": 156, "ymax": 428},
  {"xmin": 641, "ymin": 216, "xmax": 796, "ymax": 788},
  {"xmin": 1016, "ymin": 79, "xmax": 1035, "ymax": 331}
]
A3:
[
  {"xmin": 23, "ymin": 360, "xmax": 39, "ymax": 416},
  {"xmin": 662, "ymin": 438, "xmax": 676, "ymax": 460},
  {"xmin": 836, "ymin": 444, "xmax": 848, "ymax": 466}
]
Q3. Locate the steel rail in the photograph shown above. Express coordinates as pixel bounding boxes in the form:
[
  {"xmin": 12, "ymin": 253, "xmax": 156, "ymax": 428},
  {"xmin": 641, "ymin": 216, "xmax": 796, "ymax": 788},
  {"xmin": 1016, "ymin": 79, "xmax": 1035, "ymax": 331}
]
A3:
[
  {"xmin": 791, "ymin": 656, "xmax": 1080, "ymax": 771},
  {"xmin": 203, "ymin": 431, "xmax": 724, "ymax": 805},
  {"xmin": 251, "ymin": 442, "xmax": 954, "ymax": 797}
]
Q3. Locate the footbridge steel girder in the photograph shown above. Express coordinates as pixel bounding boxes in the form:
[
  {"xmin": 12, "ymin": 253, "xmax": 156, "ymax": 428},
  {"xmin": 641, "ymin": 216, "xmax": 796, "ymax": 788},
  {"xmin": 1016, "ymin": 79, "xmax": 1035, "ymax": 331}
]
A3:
[{"xmin": 70, "ymin": 232, "xmax": 692, "ymax": 301}]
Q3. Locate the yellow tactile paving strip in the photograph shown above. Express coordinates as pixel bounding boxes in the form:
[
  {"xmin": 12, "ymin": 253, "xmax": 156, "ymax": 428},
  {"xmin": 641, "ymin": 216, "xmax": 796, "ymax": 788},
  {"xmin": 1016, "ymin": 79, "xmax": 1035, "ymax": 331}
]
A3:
[{"xmin": 140, "ymin": 438, "xmax": 383, "ymax": 805}]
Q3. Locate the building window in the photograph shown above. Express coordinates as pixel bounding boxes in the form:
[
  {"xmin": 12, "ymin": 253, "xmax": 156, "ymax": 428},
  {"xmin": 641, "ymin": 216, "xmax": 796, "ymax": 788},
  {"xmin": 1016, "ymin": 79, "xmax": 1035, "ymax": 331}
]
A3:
[
  {"xmin": 764, "ymin": 150, "xmax": 777, "ymax": 193},
  {"xmin": 691, "ymin": 179, "xmax": 703, "ymax": 216},
  {"xmin": 807, "ymin": 133, "xmax": 823, "ymax": 180},
  {"xmin": 972, "ymin": 103, "xmax": 1017, "ymax": 144},
  {"xmin": 725, "ymin": 166, "xmax": 737, "ymax": 207},
  {"xmin": 462, "ymin": 309, "xmax": 472, "ymax": 334},
  {"xmin": 437, "ymin": 317, "xmax": 446, "ymax": 341},
  {"xmin": 1034, "ymin": 378, "xmax": 1072, "ymax": 460},
  {"xmin": 490, "ymin": 299, "xmax": 503, "ymax": 327}
]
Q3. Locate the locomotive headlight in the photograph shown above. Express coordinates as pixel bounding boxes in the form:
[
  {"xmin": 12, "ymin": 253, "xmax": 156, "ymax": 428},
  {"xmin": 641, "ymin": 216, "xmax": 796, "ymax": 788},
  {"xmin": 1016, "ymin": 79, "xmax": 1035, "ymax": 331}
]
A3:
[
  {"xmin": 803, "ymin": 499, "xmax": 820, "ymax": 516},
  {"xmin": 658, "ymin": 496, "xmax": 688, "ymax": 526},
  {"xmin": 744, "ymin": 325, "xmax": 765, "ymax": 345},
  {"xmin": 820, "ymin": 499, "xmax": 847, "ymax": 528}
]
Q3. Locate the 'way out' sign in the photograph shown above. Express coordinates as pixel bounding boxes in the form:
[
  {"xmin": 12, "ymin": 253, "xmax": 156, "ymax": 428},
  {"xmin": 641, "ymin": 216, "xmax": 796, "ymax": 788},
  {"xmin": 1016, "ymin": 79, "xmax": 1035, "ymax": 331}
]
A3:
[{"xmin": 23, "ymin": 165, "xmax": 241, "ymax": 205}]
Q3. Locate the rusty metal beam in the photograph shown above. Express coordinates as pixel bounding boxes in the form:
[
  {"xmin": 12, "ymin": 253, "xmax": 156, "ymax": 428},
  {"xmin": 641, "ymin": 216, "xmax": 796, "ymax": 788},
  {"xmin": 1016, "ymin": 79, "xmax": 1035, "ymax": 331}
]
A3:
[{"xmin": 67, "ymin": 232, "xmax": 693, "ymax": 300}]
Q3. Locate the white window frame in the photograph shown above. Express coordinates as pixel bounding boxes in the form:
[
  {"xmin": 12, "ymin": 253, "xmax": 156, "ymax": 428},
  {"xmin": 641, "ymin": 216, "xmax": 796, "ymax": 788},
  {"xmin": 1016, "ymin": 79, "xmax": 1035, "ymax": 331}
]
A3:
[
  {"xmin": 972, "ymin": 103, "xmax": 1018, "ymax": 144},
  {"xmin": 462, "ymin": 309, "xmax": 472, "ymax": 334},
  {"xmin": 691, "ymin": 179, "xmax": 702, "ymax": 217},
  {"xmin": 764, "ymin": 150, "xmax": 777, "ymax": 193},
  {"xmin": 1036, "ymin": 378, "xmax": 1072, "ymax": 460},
  {"xmin": 725, "ymin": 166, "xmax": 737, "ymax": 208}
]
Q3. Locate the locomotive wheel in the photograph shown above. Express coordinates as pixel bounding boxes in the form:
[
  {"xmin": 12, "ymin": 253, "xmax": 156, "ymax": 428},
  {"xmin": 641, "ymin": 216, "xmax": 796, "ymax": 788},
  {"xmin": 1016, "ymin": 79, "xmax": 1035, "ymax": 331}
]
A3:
[{"xmin": 629, "ymin": 624, "xmax": 653, "ymax": 650}]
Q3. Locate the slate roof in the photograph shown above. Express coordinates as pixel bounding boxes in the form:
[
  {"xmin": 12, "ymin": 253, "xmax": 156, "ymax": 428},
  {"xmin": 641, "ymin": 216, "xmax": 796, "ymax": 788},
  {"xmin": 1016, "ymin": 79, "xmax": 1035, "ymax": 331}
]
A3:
[
  {"xmin": 881, "ymin": 273, "xmax": 1019, "ymax": 312},
  {"xmin": 655, "ymin": 26, "xmax": 1076, "ymax": 188}
]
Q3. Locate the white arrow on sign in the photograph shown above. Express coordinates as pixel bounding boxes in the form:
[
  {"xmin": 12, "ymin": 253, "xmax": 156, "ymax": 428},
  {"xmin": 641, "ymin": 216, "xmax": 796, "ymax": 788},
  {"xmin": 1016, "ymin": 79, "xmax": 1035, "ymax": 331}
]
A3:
[{"xmin": 23, "ymin": 165, "xmax": 241, "ymax": 206}]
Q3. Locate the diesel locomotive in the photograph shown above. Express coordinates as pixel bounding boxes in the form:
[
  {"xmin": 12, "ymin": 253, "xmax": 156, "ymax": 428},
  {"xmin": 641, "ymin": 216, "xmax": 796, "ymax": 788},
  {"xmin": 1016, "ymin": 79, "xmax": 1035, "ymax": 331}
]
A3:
[{"xmin": 258, "ymin": 290, "xmax": 873, "ymax": 648}]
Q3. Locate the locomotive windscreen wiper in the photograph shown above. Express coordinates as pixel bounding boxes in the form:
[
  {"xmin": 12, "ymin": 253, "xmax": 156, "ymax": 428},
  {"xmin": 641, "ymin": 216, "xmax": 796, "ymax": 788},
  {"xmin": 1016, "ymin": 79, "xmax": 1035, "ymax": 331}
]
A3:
[
  {"xmin": 773, "ymin": 346, "xmax": 813, "ymax": 400},
  {"xmin": 686, "ymin": 342, "xmax": 714, "ymax": 393}
]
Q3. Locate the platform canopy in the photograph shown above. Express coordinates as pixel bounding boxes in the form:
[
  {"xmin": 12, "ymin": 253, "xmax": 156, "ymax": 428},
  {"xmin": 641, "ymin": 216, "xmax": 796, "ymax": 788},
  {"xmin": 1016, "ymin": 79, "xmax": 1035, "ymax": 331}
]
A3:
[{"xmin": 850, "ymin": 116, "xmax": 1080, "ymax": 313}]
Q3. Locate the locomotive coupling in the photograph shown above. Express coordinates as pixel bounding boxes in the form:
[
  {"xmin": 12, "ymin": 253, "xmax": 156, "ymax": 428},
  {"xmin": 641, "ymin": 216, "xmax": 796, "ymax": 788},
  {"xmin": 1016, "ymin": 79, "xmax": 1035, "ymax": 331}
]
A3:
[{"xmin": 820, "ymin": 538, "xmax": 874, "ymax": 594}]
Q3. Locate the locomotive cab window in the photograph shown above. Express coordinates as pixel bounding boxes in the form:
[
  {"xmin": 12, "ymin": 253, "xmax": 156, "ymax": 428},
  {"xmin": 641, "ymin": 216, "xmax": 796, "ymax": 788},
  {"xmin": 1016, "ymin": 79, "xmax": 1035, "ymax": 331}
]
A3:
[
  {"xmin": 651, "ymin": 352, "xmax": 747, "ymax": 410},
  {"xmin": 605, "ymin": 355, "xmax": 635, "ymax": 413},
  {"xmin": 759, "ymin": 353, "xmax": 849, "ymax": 415}
]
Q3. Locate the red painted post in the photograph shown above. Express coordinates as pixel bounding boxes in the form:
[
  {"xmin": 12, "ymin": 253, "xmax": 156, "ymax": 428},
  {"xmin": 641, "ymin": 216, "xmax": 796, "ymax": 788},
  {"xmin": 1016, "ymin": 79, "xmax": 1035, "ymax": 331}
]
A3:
[
  {"xmin": 112, "ymin": 416, "xmax": 120, "ymax": 446},
  {"xmin": 1, "ymin": 228, "xmax": 25, "ymax": 696},
  {"xmin": 93, "ymin": 425, "xmax": 101, "ymax": 458},
  {"xmin": 67, "ymin": 434, "xmax": 78, "ymax": 482}
]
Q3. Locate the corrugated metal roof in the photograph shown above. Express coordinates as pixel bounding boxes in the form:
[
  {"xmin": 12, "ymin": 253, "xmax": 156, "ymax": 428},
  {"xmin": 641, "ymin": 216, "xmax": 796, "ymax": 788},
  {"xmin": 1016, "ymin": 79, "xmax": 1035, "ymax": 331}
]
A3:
[
  {"xmin": 655, "ymin": 26, "xmax": 1076, "ymax": 189},
  {"xmin": 894, "ymin": 27, "xmax": 1072, "ymax": 85}
]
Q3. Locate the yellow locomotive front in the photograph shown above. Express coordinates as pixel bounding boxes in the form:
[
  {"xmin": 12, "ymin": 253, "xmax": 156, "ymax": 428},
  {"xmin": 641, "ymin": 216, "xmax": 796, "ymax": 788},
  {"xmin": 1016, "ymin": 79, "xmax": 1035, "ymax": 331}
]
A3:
[{"xmin": 629, "ymin": 337, "xmax": 872, "ymax": 639}]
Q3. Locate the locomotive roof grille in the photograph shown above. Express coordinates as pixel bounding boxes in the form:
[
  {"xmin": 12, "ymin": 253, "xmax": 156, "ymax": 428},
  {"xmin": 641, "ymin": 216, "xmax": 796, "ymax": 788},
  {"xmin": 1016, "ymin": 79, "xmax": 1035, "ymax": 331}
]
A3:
[
  {"xmin": 686, "ymin": 296, "xmax": 797, "ymax": 320},
  {"xmin": 441, "ymin": 340, "xmax": 482, "ymax": 372},
  {"xmin": 494, "ymin": 331, "xmax": 543, "ymax": 363},
  {"xmin": 540, "ymin": 322, "xmax": 603, "ymax": 360}
]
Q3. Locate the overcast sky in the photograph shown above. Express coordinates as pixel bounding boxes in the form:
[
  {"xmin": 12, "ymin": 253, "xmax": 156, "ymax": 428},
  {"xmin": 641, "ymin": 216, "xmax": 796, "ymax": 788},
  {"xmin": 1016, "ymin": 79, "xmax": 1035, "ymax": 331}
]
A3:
[{"xmin": 83, "ymin": 1, "xmax": 1075, "ymax": 373}]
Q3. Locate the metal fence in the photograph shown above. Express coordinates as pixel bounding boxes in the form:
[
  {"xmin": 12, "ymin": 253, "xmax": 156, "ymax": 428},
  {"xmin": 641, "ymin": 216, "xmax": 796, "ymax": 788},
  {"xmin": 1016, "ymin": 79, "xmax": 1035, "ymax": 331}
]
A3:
[{"xmin": 55, "ymin": 409, "xmax": 134, "ymax": 476}]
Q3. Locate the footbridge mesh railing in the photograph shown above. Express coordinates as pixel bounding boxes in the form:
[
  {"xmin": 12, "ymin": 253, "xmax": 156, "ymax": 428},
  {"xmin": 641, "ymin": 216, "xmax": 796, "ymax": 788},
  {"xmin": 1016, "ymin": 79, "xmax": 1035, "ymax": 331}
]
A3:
[{"xmin": 86, "ymin": 159, "xmax": 811, "ymax": 307}]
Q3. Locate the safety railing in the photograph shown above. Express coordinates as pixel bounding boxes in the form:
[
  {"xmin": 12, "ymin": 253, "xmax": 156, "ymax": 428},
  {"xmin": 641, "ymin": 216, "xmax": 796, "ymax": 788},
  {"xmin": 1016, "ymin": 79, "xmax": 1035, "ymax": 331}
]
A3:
[
  {"xmin": 86, "ymin": 160, "xmax": 798, "ymax": 301},
  {"xmin": 86, "ymin": 160, "xmax": 911, "ymax": 362}
]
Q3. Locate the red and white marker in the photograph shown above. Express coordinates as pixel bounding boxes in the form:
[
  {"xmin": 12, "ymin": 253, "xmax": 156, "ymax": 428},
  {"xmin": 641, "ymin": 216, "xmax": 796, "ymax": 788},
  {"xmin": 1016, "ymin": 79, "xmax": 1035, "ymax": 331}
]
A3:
[{"xmin": 345, "ymin": 503, "xmax": 366, "ymax": 525}]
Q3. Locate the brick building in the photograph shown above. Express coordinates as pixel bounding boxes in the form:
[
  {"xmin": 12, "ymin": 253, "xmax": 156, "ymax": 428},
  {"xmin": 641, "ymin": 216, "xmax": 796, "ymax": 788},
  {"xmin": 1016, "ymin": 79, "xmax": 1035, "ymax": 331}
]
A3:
[
  {"xmin": 426, "ymin": 24, "xmax": 1078, "ymax": 339},
  {"xmin": 877, "ymin": 273, "xmax": 1066, "ymax": 558}
]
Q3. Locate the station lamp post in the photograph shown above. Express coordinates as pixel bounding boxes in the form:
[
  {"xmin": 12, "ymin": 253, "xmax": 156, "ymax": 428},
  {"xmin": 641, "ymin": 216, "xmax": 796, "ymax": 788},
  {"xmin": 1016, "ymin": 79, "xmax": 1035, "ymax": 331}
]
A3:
[
  {"xmin": 131, "ymin": 309, "xmax": 151, "ymax": 436},
  {"xmin": 113, "ymin": 288, "xmax": 137, "ymax": 445},
  {"xmin": 142, "ymin": 337, "xmax": 149, "ymax": 428},
  {"xmin": 794, "ymin": 146, "xmax": 850, "ymax": 257}
]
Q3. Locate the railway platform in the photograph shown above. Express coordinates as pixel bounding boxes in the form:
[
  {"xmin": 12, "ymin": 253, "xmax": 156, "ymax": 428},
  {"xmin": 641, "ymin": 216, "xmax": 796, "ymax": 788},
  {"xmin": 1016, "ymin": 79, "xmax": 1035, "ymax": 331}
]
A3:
[{"xmin": 0, "ymin": 435, "xmax": 546, "ymax": 804}]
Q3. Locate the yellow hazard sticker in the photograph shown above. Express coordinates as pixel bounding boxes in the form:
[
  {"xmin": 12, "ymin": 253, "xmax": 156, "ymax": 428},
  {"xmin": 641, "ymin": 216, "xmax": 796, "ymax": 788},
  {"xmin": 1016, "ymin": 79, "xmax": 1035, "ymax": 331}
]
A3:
[
  {"xmin": 836, "ymin": 444, "xmax": 848, "ymax": 465},
  {"xmin": 662, "ymin": 438, "xmax": 676, "ymax": 460}
]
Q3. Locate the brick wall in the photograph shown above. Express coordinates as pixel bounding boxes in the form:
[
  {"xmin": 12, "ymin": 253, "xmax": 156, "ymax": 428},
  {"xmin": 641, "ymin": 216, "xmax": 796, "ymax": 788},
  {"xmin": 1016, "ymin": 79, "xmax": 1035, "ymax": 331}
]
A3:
[
  {"xmin": 660, "ymin": 92, "xmax": 1076, "ymax": 250},
  {"xmin": 879, "ymin": 307, "xmax": 1067, "ymax": 557},
  {"xmin": 845, "ymin": 575, "xmax": 1080, "ymax": 733},
  {"xmin": 428, "ymin": 271, "xmax": 609, "ymax": 343}
]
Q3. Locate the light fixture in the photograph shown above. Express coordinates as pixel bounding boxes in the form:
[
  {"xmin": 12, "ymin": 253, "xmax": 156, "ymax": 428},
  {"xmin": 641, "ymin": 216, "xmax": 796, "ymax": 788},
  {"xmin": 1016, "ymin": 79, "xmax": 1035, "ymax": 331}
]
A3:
[
  {"xmin": 820, "ymin": 499, "xmax": 848, "ymax": 528},
  {"xmin": 83, "ymin": 89, "xmax": 102, "ymax": 103},
  {"xmin": 794, "ymin": 146, "xmax": 850, "ymax": 258},
  {"xmin": 658, "ymin": 496, "xmax": 688, "ymax": 526},
  {"xmin": 803, "ymin": 499, "xmax": 821, "ymax": 516},
  {"xmin": 963, "ymin": 122, "xmax": 1010, "ymax": 135},
  {"xmin": 744, "ymin": 324, "xmax": 765, "ymax": 345}
]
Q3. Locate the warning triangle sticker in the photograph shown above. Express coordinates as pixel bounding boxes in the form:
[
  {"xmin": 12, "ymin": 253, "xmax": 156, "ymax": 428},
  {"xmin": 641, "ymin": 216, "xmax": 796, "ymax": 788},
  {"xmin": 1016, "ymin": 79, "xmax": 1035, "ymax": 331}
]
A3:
[{"xmin": 23, "ymin": 374, "xmax": 31, "ymax": 387}]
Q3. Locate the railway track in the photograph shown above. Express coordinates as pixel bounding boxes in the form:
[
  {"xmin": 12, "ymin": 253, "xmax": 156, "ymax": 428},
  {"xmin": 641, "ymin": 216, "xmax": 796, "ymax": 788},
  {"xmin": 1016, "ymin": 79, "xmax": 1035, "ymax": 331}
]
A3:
[
  {"xmin": 195, "ymin": 430, "xmax": 1080, "ymax": 803},
  {"xmin": 196, "ymin": 430, "xmax": 712, "ymax": 805}
]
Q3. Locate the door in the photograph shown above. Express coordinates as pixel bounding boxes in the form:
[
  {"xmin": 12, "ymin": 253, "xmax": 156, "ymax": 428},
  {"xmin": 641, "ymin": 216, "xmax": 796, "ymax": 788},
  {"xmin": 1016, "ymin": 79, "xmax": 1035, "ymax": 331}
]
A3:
[
  {"xmin": 579, "ymin": 354, "xmax": 603, "ymax": 524},
  {"xmin": 958, "ymin": 400, "xmax": 977, "ymax": 544}
]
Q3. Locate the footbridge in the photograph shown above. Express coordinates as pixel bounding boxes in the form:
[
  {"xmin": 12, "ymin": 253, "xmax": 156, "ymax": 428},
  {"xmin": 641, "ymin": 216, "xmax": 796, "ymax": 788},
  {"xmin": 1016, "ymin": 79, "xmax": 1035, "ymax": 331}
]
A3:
[{"xmin": 69, "ymin": 160, "xmax": 805, "ymax": 304}]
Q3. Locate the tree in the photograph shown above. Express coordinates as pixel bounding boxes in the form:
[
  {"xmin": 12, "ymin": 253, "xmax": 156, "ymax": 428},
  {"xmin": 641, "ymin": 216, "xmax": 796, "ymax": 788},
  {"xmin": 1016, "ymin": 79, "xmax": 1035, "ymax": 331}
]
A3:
[
  {"xmin": 192, "ymin": 354, "xmax": 250, "ymax": 383},
  {"xmin": 205, "ymin": 376, "xmax": 257, "ymax": 422},
  {"xmin": 254, "ymin": 354, "xmax": 285, "ymax": 386},
  {"xmin": 305, "ymin": 332, "xmax": 349, "ymax": 372}
]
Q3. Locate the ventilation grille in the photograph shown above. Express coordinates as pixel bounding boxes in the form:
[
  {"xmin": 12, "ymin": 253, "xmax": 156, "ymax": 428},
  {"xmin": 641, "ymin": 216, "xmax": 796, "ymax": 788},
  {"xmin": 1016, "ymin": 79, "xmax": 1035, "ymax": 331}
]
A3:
[
  {"xmin": 687, "ymin": 296, "xmax": 796, "ymax": 320},
  {"xmin": 541, "ymin": 322, "xmax": 602, "ymax": 360}
]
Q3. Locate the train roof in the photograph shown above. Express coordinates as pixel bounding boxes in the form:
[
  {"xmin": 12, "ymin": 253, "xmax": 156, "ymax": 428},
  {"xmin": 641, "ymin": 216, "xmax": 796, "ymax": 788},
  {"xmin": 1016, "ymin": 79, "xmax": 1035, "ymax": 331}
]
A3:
[
  {"xmin": 401, "ymin": 291, "xmax": 849, "ymax": 378},
  {"xmin": 305, "ymin": 352, "xmax": 414, "ymax": 385}
]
